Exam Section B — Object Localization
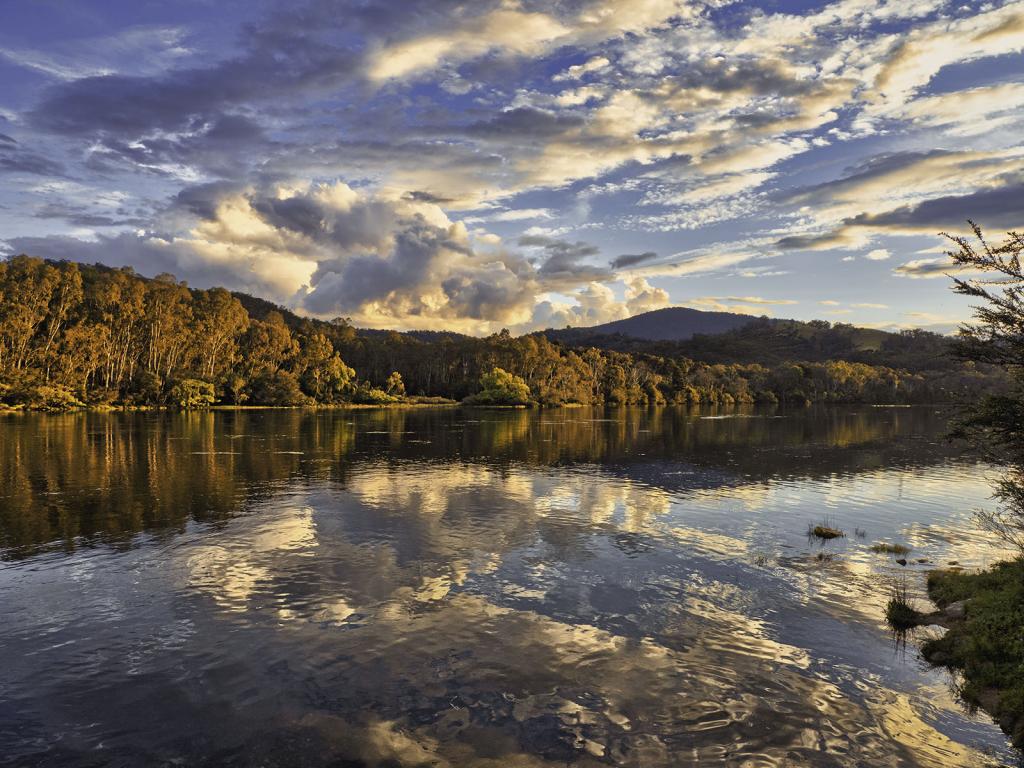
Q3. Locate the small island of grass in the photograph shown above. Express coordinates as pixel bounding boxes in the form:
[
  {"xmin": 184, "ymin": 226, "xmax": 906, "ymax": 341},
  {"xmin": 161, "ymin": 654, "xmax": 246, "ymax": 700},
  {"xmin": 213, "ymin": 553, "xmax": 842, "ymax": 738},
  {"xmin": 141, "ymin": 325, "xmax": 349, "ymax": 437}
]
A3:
[
  {"xmin": 870, "ymin": 542, "xmax": 912, "ymax": 556},
  {"xmin": 808, "ymin": 521, "xmax": 844, "ymax": 540}
]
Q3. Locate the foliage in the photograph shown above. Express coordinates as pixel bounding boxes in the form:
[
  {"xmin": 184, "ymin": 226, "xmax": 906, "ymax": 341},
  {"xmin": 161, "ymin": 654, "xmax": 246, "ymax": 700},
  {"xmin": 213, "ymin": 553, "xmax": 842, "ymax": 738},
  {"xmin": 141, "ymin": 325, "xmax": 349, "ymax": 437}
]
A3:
[
  {"xmin": 385, "ymin": 371, "xmax": 406, "ymax": 397},
  {"xmin": 352, "ymin": 384, "xmax": 399, "ymax": 404},
  {"xmin": 945, "ymin": 224, "xmax": 1024, "ymax": 550},
  {"xmin": 249, "ymin": 371, "xmax": 307, "ymax": 406},
  {"xmin": 169, "ymin": 379, "xmax": 215, "ymax": 409},
  {"xmin": 922, "ymin": 561, "xmax": 1024, "ymax": 745},
  {"xmin": 466, "ymin": 367, "xmax": 532, "ymax": 406},
  {"xmin": 914, "ymin": 224, "xmax": 1024, "ymax": 746},
  {"xmin": 0, "ymin": 254, "xmax": 1009, "ymax": 411}
]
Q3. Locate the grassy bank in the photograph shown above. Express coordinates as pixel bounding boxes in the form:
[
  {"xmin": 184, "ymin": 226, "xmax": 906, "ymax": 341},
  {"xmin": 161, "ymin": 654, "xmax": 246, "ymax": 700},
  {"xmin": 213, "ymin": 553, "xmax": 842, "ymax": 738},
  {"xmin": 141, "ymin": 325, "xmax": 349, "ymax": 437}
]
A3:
[{"xmin": 920, "ymin": 560, "xmax": 1024, "ymax": 746}]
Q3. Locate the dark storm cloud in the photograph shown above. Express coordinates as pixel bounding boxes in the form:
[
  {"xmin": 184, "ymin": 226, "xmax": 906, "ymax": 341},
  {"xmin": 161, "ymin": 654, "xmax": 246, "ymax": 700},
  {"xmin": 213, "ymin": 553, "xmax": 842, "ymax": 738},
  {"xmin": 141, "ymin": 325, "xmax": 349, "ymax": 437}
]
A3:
[
  {"xmin": 778, "ymin": 175, "xmax": 1024, "ymax": 250},
  {"xmin": 775, "ymin": 230, "xmax": 850, "ymax": 250},
  {"xmin": 610, "ymin": 251, "xmax": 658, "ymax": 269},
  {"xmin": 24, "ymin": 0, "xmax": 512, "ymax": 143},
  {"xmin": 848, "ymin": 181, "xmax": 1024, "ymax": 232},
  {"xmin": 172, "ymin": 181, "xmax": 243, "ymax": 219},
  {"xmin": 33, "ymin": 202, "xmax": 148, "ymax": 228},
  {"xmin": 0, "ymin": 146, "xmax": 66, "ymax": 176},
  {"xmin": 892, "ymin": 258, "xmax": 958, "ymax": 277},
  {"xmin": 463, "ymin": 108, "xmax": 585, "ymax": 139},
  {"xmin": 665, "ymin": 57, "xmax": 817, "ymax": 97},
  {"xmin": 403, "ymin": 191, "xmax": 456, "ymax": 204},
  {"xmin": 518, "ymin": 234, "xmax": 609, "ymax": 284},
  {"xmin": 20, "ymin": 2, "xmax": 399, "ymax": 174}
]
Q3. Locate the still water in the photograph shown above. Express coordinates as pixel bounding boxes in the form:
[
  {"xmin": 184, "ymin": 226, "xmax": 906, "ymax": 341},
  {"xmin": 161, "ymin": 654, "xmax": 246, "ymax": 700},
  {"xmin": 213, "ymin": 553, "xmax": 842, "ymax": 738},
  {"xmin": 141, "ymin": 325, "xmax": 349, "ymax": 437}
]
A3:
[{"xmin": 0, "ymin": 406, "xmax": 1018, "ymax": 766}]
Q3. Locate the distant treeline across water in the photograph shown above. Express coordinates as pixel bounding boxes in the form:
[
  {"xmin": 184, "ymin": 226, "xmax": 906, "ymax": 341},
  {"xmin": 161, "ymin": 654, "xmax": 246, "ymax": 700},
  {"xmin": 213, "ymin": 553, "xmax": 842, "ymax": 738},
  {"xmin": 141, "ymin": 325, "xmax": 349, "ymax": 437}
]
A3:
[{"xmin": 0, "ymin": 256, "xmax": 1007, "ymax": 409}]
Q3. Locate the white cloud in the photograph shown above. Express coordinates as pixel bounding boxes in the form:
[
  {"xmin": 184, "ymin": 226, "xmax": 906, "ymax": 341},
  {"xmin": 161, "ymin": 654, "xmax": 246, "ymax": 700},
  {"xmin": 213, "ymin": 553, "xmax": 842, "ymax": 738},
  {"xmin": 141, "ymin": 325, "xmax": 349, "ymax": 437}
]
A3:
[{"xmin": 553, "ymin": 55, "xmax": 610, "ymax": 81}]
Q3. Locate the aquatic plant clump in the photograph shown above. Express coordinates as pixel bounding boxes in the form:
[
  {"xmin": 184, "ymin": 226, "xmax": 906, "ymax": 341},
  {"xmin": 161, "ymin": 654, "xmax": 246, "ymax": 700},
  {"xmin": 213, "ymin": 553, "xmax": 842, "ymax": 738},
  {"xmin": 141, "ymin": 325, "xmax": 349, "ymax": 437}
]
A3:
[
  {"xmin": 884, "ymin": 580, "xmax": 922, "ymax": 631},
  {"xmin": 808, "ymin": 521, "xmax": 845, "ymax": 540},
  {"xmin": 869, "ymin": 542, "xmax": 911, "ymax": 556}
]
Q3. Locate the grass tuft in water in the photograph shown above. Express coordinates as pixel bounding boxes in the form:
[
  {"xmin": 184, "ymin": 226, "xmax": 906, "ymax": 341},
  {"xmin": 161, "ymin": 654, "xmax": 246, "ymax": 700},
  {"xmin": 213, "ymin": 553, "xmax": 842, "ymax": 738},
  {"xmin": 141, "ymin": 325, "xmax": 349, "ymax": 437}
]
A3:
[
  {"xmin": 808, "ymin": 518, "xmax": 844, "ymax": 540},
  {"xmin": 885, "ymin": 578, "xmax": 923, "ymax": 631},
  {"xmin": 870, "ymin": 542, "xmax": 912, "ymax": 556}
]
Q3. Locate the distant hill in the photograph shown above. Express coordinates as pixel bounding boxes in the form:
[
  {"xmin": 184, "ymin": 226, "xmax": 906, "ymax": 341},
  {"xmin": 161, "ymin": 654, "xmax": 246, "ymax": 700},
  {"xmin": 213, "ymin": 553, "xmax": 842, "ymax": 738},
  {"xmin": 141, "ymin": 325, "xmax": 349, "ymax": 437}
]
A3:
[
  {"xmin": 546, "ymin": 307, "xmax": 761, "ymax": 343},
  {"xmin": 543, "ymin": 307, "xmax": 956, "ymax": 371}
]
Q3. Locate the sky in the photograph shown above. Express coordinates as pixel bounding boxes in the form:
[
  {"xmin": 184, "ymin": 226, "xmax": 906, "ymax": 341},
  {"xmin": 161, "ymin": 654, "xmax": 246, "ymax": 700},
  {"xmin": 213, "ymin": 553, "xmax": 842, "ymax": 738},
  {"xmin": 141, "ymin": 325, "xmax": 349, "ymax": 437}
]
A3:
[{"xmin": 0, "ymin": 0, "xmax": 1022, "ymax": 335}]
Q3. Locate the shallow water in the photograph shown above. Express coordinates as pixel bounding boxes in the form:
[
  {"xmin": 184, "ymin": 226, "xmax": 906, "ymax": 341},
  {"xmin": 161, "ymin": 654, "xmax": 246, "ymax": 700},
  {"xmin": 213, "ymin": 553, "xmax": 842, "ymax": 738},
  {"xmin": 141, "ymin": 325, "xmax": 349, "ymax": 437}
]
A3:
[{"xmin": 0, "ymin": 406, "xmax": 1018, "ymax": 766}]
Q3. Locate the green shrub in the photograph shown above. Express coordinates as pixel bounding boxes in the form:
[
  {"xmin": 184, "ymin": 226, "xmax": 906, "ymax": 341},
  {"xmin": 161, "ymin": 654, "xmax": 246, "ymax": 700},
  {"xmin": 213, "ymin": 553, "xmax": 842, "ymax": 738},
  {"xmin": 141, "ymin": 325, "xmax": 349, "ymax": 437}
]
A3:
[
  {"xmin": 923, "ymin": 560, "xmax": 1024, "ymax": 745},
  {"xmin": 465, "ymin": 367, "xmax": 532, "ymax": 406},
  {"xmin": 353, "ymin": 384, "xmax": 399, "ymax": 404},
  {"xmin": 168, "ymin": 379, "xmax": 216, "ymax": 409},
  {"xmin": 0, "ymin": 376, "xmax": 83, "ymax": 411},
  {"xmin": 249, "ymin": 371, "xmax": 307, "ymax": 406}
]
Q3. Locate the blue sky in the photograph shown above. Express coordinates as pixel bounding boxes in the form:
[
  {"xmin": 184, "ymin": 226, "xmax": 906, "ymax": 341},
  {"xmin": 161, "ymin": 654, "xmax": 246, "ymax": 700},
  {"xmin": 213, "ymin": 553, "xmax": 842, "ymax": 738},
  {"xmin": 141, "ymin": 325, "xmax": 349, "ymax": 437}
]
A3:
[{"xmin": 1, "ymin": 0, "xmax": 1022, "ymax": 334}]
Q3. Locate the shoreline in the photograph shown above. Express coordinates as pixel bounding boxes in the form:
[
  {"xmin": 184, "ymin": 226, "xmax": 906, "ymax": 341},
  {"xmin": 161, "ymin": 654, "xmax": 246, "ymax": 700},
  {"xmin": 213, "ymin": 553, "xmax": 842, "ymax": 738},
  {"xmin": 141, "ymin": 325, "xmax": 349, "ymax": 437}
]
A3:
[
  {"xmin": 899, "ymin": 560, "xmax": 1024, "ymax": 747},
  {"xmin": 0, "ymin": 401, "xmax": 963, "ymax": 415}
]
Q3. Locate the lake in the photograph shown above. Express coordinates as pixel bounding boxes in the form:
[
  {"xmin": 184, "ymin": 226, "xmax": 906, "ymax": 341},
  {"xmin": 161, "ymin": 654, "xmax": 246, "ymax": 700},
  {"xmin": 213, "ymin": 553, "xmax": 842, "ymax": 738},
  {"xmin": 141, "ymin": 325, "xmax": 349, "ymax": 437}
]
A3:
[{"xmin": 0, "ymin": 406, "xmax": 1017, "ymax": 766}]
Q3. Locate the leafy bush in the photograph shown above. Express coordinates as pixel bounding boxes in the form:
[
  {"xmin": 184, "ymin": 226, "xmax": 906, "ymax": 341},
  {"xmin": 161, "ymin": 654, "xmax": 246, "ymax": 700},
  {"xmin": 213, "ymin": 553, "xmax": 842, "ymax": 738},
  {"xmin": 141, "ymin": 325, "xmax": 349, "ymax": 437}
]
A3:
[
  {"xmin": 465, "ymin": 367, "xmax": 532, "ymax": 406},
  {"xmin": 32, "ymin": 385, "xmax": 85, "ymax": 411},
  {"xmin": 385, "ymin": 371, "xmax": 406, "ymax": 397},
  {"xmin": 168, "ymin": 379, "xmax": 216, "ymax": 409},
  {"xmin": 0, "ymin": 375, "xmax": 83, "ymax": 411},
  {"xmin": 353, "ymin": 384, "xmax": 399, "ymax": 404},
  {"xmin": 249, "ymin": 371, "xmax": 307, "ymax": 406},
  {"xmin": 923, "ymin": 560, "xmax": 1024, "ymax": 745}
]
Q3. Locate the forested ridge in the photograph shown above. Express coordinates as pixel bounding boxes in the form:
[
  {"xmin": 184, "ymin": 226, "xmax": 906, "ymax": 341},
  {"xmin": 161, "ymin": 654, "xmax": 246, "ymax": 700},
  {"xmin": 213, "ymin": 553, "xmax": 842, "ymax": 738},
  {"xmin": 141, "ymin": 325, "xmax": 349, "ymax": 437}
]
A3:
[{"xmin": 0, "ymin": 255, "xmax": 1007, "ymax": 410}]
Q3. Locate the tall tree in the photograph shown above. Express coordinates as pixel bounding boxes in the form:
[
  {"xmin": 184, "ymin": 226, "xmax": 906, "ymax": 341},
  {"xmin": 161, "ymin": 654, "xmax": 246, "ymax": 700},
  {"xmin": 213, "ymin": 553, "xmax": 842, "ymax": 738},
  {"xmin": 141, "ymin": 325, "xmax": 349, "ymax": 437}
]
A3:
[{"xmin": 946, "ymin": 223, "xmax": 1024, "ymax": 550}]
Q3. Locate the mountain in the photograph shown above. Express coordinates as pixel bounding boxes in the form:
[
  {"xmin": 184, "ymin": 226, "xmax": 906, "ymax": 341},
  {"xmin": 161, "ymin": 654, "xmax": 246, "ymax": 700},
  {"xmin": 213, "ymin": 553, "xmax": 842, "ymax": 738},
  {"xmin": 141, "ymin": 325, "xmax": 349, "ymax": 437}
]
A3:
[
  {"xmin": 546, "ymin": 307, "xmax": 766, "ymax": 343},
  {"xmin": 543, "ymin": 307, "xmax": 957, "ymax": 371}
]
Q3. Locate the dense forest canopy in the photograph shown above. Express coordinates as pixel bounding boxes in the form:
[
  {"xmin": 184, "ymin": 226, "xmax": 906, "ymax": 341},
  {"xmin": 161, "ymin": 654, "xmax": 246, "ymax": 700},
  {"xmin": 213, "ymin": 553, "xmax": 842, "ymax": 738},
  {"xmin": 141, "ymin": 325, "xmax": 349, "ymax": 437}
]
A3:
[{"xmin": 0, "ymin": 255, "xmax": 1006, "ymax": 410}]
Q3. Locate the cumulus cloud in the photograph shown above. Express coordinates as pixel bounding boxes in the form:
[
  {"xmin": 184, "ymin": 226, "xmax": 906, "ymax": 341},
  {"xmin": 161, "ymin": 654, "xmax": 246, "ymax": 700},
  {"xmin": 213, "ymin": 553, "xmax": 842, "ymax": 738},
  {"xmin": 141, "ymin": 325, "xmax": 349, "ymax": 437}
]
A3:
[
  {"xmin": 9, "ymin": 179, "xmax": 677, "ymax": 333},
  {"xmin": 3, "ymin": 0, "xmax": 1024, "ymax": 332},
  {"xmin": 530, "ymin": 277, "xmax": 671, "ymax": 330}
]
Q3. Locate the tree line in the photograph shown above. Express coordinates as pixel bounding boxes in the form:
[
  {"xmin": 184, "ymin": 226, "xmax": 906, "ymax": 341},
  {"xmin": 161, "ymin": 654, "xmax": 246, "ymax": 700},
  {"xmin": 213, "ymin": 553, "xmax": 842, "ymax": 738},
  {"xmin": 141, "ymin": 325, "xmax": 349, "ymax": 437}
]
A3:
[{"xmin": 0, "ymin": 256, "xmax": 1007, "ymax": 410}]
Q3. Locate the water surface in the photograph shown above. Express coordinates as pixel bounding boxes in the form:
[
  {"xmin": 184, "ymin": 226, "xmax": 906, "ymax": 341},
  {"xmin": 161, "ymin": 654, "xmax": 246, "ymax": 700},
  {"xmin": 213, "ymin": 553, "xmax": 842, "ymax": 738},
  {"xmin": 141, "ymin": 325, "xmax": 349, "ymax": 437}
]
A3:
[{"xmin": 0, "ymin": 406, "xmax": 1017, "ymax": 766}]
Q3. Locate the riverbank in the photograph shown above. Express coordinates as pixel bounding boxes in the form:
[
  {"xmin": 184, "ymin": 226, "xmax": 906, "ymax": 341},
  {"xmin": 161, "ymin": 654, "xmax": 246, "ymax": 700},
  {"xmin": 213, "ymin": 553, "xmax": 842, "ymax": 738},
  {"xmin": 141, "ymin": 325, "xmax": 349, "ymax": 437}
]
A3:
[
  {"xmin": 905, "ymin": 560, "xmax": 1024, "ymax": 747},
  {"xmin": 0, "ymin": 398, "xmax": 459, "ymax": 414}
]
